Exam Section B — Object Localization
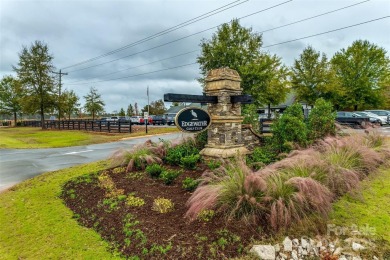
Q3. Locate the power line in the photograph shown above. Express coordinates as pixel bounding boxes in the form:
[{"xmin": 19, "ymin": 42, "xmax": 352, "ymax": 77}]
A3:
[
  {"xmin": 66, "ymin": 15, "xmax": 389, "ymax": 86},
  {"xmin": 66, "ymin": 50, "xmax": 199, "ymax": 84},
  {"xmin": 64, "ymin": 0, "xmax": 293, "ymax": 74},
  {"xmin": 61, "ymin": 0, "xmax": 248, "ymax": 70},
  {"xmin": 65, "ymin": 0, "xmax": 368, "ymax": 83},
  {"xmin": 263, "ymin": 16, "xmax": 389, "ymax": 48},
  {"xmin": 259, "ymin": 0, "xmax": 370, "ymax": 34}
]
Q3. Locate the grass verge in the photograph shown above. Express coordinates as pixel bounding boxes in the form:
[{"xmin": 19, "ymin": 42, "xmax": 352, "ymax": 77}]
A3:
[
  {"xmin": 329, "ymin": 165, "xmax": 390, "ymax": 242},
  {"xmin": 0, "ymin": 127, "xmax": 179, "ymax": 149},
  {"xmin": 0, "ymin": 160, "xmax": 119, "ymax": 259}
]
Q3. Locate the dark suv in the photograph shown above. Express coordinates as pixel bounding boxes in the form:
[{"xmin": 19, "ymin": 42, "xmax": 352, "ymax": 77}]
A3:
[
  {"xmin": 151, "ymin": 115, "xmax": 166, "ymax": 125},
  {"xmin": 165, "ymin": 113, "xmax": 177, "ymax": 125}
]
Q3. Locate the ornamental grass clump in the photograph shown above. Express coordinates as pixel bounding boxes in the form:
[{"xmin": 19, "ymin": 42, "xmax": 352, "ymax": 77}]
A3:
[
  {"xmin": 266, "ymin": 173, "xmax": 333, "ymax": 230},
  {"xmin": 186, "ymin": 159, "xmax": 268, "ymax": 224},
  {"xmin": 111, "ymin": 145, "xmax": 163, "ymax": 172}
]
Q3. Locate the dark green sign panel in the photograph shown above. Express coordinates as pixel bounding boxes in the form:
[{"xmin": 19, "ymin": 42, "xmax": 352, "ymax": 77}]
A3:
[{"xmin": 175, "ymin": 107, "xmax": 211, "ymax": 133}]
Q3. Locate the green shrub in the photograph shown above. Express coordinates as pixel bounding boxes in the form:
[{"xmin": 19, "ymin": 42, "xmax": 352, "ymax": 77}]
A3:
[
  {"xmin": 272, "ymin": 103, "xmax": 308, "ymax": 152},
  {"xmin": 152, "ymin": 197, "xmax": 174, "ymax": 213},
  {"xmin": 308, "ymin": 98, "xmax": 336, "ymax": 140},
  {"xmin": 146, "ymin": 164, "xmax": 164, "ymax": 178},
  {"xmin": 207, "ymin": 160, "xmax": 221, "ymax": 170},
  {"xmin": 160, "ymin": 169, "xmax": 181, "ymax": 185},
  {"xmin": 180, "ymin": 154, "xmax": 200, "ymax": 169},
  {"xmin": 165, "ymin": 139, "xmax": 199, "ymax": 166},
  {"xmin": 195, "ymin": 131, "xmax": 208, "ymax": 150},
  {"xmin": 182, "ymin": 177, "xmax": 200, "ymax": 191},
  {"xmin": 246, "ymin": 146, "xmax": 278, "ymax": 170}
]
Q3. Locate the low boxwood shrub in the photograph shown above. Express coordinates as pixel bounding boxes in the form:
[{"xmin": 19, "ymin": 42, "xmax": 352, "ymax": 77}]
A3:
[
  {"xmin": 207, "ymin": 160, "xmax": 221, "ymax": 170},
  {"xmin": 197, "ymin": 209, "xmax": 215, "ymax": 222},
  {"xmin": 182, "ymin": 177, "xmax": 200, "ymax": 192},
  {"xmin": 180, "ymin": 154, "xmax": 200, "ymax": 169},
  {"xmin": 146, "ymin": 163, "xmax": 164, "ymax": 178},
  {"xmin": 160, "ymin": 169, "xmax": 181, "ymax": 185}
]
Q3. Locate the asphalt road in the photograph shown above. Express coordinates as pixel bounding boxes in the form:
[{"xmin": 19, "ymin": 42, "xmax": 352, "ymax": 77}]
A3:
[{"xmin": 0, "ymin": 132, "xmax": 190, "ymax": 192}]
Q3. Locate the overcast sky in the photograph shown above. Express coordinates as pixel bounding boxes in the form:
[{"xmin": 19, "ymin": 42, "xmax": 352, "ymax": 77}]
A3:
[{"xmin": 1, "ymin": 0, "xmax": 389, "ymax": 114}]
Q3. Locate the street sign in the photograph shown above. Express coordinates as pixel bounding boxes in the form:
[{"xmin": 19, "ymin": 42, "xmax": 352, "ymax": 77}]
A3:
[
  {"xmin": 175, "ymin": 107, "xmax": 211, "ymax": 133},
  {"xmin": 143, "ymin": 112, "xmax": 149, "ymax": 119}
]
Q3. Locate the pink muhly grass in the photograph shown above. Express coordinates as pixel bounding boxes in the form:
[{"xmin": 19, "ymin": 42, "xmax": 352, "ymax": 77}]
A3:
[
  {"xmin": 185, "ymin": 185, "xmax": 221, "ymax": 220},
  {"xmin": 286, "ymin": 177, "xmax": 333, "ymax": 216},
  {"xmin": 266, "ymin": 173, "xmax": 309, "ymax": 230}
]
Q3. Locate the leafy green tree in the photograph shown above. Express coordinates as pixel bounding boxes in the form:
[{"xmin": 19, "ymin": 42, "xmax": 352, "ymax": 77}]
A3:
[
  {"xmin": 331, "ymin": 40, "xmax": 390, "ymax": 110},
  {"xmin": 241, "ymin": 53, "xmax": 289, "ymax": 114},
  {"xmin": 0, "ymin": 75, "xmax": 24, "ymax": 125},
  {"xmin": 142, "ymin": 99, "xmax": 166, "ymax": 115},
  {"xmin": 127, "ymin": 104, "xmax": 134, "ymax": 116},
  {"xmin": 83, "ymin": 87, "xmax": 105, "ymax": 120},
  {"xmin": 62, "ymin": 89, "xmax": 79, "ymax": 120},
  {"xmin": 119, "ymin": 108, "xmax": 125, "ymax": 116},
  {"xmin": 291, "ymin": 46, "xmax": 334, "ymax": 105},
  {"xmin": 197, "ymin": 19, "xmax": 262, "ymax": 91},
  {"xmin": 13, "ymin": 41, "xmax": 56, "ymax": 129},
  {"xmin": 308, "ymin": 98, "xmax": 336, "ymax": 140},
  {"xmin": 197, "ymin": 19, "xmax": 289, "ymax": 110}
]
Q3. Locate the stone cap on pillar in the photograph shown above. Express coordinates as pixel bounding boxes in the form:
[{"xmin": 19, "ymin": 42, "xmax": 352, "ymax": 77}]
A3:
[{"xmin": 205, "ymin": 67, "xmax": 242, "ymax": 92}]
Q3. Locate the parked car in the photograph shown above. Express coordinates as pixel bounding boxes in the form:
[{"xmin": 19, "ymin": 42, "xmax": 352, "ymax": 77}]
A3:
[
  {"xmin": 151, "ymin": 115, "xmax": 166, "ymax": 125},
  {"xmin": 336, "ymin": 111, "xmax": 370, "ymax": 127},
  {"xmin": 364, "ymin": 110, "xmax": 390, "ymax": 125},
  {"xmin": 354, "ymin": 111, "xmax": 383, "ymax": 125},
  {"xmin": 118, "ymin": 116, "xmax": 131, "ymax": 124},
  {"xmin": 146, "ymin": 116, "xmax": 153, "ymax": 125},
  {"xmin": 164, "ymin": 113, "xmax": 177, "ymax": 125},
  {"xmin": 131, "ymin": 116, "xmax": 145, "ymax": 125},
  {"xmin": 99, "ymin": 117, "xmax": 108, "ymax": 126}
]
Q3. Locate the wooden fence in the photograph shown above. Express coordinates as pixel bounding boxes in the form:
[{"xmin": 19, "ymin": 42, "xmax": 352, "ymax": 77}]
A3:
[{"xmin": 21, "ymin": 120, "xmax": 133, "ymax": 133}]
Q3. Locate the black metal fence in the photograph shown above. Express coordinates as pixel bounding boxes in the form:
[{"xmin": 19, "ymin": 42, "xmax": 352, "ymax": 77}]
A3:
[{"xmin": 21, "ymin": 120, "xmax": 133, "ymax": 133}]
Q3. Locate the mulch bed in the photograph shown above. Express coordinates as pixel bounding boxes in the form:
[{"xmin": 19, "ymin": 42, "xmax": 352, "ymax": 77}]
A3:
[{"xmin": 61, "ymin": 164, "xmax": 263, "ymax": 259}]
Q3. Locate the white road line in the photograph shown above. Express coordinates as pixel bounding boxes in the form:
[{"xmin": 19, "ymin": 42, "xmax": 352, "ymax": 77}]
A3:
[{"xmin": 63, "ymin": 150, "xmax": 93, "ymax": 155}]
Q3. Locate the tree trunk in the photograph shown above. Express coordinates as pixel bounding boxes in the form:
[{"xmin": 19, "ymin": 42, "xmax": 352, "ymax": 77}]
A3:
[
  {"xmin": 41, "ymin": 102, "xmax": 45, "ymax": 130},
  {"xmin": 13, "ymin": 112, "xmax": 17, "ymax": 127},
  {"xmin": 354, "ymin": 104, "xmax": 358, "ymax": 111}
]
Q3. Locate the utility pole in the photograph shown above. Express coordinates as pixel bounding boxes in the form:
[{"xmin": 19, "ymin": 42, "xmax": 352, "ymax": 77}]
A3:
[{"xmin": 53, "ymin": 69, "xmax": 68, "ymax": 120}]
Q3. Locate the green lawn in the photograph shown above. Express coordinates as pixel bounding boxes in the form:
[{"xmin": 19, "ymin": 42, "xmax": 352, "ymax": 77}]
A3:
[
  {"xmin": 0, "ymin": 127, "xmax": 178, "ymax": 149},
  {"xmin": 0, "ymin": 160, "xmax": 120, "ymax": 259},
  {"xmin": 330, "ymin": 166, "xmax": 390, "ymax": 242}
]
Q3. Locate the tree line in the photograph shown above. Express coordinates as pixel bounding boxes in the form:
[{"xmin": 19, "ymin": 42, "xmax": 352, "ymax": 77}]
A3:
[
  {"xmin": 1, "ymin": 20, "xmax": 389, "ymax": 128},
  {"xmin": 0, "ymin": 41, "xmax": 168, "ymax": 128},
  {"xmin": 197, "ymin": 19, "xmax": 389, "ymax": 113}
]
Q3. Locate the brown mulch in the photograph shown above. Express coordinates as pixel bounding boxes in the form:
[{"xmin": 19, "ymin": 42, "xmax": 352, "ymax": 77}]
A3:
[{"xmin": 61, "ymin": 164, "xmax": 263, "ymax": 259}]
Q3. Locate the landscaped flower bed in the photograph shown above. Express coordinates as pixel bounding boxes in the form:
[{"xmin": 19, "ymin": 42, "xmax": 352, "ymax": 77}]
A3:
[
  {"xmin": 61, "ymin": 128, "xmax": 390, "ymax": 259},
  {"xmin": 61, "ymin": 164, "xmax": 260, "ymax": 259}
]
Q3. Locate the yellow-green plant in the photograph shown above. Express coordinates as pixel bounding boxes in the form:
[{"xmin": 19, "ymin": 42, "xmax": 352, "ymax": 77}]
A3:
[
  {"xmin": 197, "ymin": 209, "xmax": 215, "ymax": 222},
  {"xmin": 112, "ymin": 167, "xmax": 126, "ymax": 174},
  {"xmin": 152, "ymin": 197, "xmax": 174, "ymax": 213},
  {"xmin": 126, "ymin": 195, "xmax": 145, "ymax": 207},
  {"xmin": 98, "ymin": 171, "xmax": 124, "ymax": 197}
]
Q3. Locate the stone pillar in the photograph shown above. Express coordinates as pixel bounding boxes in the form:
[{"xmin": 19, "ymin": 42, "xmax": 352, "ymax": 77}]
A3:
[{"xmin": 200, "ymin": 68, "xmax": 249, "ymax": 159}]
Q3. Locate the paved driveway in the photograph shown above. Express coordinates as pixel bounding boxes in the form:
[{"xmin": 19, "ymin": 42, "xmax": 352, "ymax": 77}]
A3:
[{"xmin": 0, "ymin": 132, "xmax": 190, "ymax": 192}]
